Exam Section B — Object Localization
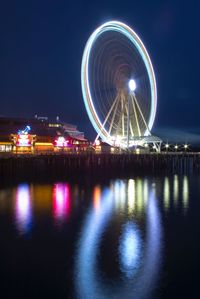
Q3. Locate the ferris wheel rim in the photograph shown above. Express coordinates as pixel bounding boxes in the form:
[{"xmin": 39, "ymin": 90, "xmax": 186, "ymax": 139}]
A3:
[{"xmin": 81, "ymin": 20, "xmax": 157, "ymax": 146}]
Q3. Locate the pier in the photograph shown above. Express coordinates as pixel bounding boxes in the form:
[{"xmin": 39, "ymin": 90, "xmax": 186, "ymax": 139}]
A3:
[{"xmin": 0, "ymin": 153, "xmax": 200, "ymax": 182}]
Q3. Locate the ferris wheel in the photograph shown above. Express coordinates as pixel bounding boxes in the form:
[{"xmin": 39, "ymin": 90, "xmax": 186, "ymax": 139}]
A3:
[{"xmin": 81, "ymin": 20, "xmax": 158, "ymax": 148}]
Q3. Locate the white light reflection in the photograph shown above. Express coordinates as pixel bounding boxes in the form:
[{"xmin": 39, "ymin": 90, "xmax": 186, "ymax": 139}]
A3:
[
  {"xmin": 119, "ymin": 222, "xmax": 141, "ymax": 278},
  {"xmin": 137, "ymin": 190, "xmax": 162, "ymax": 293},
  {"xmin": 143, "ymin": 179, "xmax": 148, "ymax": 204},
  {"xmin": 75, "ymin": 180, "xmax": 162, "ymax": 299},
  {"xmin": 114, "ymin": 180, "xmax": 121, "ymax": 210},
  {"xmin": 182, "ymin": 176, "xmax": 189, "ymax": 212},
  {"xmin": 173, "ymin": 175, "xmax": 179, "ymax": 207},
  {"xmin": 128, "ymin": 179, "xmax": 135, "ymax": 214},
  {"xmin": 119, "ymin": 180, "xmax": 126, "ymax": 209},
  {"xmin": 164, "ymin": 177, "xmax": 170, "ymax": 211},
  {"xmin": 136, "ymin": 179, "xmax": 143, "ymax": 213},
  {"xmin": 15, "ymin": 184, "xmax": 32, "ymax": 235}
]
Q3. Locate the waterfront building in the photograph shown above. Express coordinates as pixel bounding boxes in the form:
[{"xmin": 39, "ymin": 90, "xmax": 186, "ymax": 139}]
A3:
[{"xmin": 0, "ymin": 116, "xmax": 88, "ymax": 154}]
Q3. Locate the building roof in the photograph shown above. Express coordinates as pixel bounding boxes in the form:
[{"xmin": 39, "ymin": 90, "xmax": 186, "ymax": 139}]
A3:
[{"xmin": 0, "ymin": 116, "xmax": 86, "ymax": 140}]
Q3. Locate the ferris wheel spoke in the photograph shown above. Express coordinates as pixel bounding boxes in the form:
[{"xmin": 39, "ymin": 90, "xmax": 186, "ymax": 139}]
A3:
[
  {"xmin": 95, "ymin": 93, "xmax": 120, "ymax": 141},
  {"xmin": 114, "ymin": 101, "xmax": 126, "ymax": 136},
  {"xmin": 108, "ymin": 94, "xmax": 120, "ymax": 135},
  {"xmin": 133, "ymin": 93, "xmax": 151, "ymax": 135},
  {"xmin": 131, "ymin": 94, "xmax": 141, "ymax": 137},
  {"xmin": 121, "ymin": 92, "xmax": 127, "ymax": 137},
  {"xmin": 124, "ymin": 104, "xmax": 134, "ymax": 137}
]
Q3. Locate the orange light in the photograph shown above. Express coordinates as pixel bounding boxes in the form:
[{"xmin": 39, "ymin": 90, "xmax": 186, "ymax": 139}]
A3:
[{"xmin": 93, "ymin": 186, "xmax": 101, "ymax": 210}]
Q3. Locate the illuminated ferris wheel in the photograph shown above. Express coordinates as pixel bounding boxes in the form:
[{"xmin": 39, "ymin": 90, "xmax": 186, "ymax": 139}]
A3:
[{"xmin": 81, "ymin": 20, "xmax": 159, "ymax": 149}]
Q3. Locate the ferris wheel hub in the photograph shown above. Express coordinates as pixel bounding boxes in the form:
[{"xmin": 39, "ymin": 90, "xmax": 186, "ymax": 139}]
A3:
[{"xmin": 128, "ymin": 79, "xmax": 136, "ymax": 92}]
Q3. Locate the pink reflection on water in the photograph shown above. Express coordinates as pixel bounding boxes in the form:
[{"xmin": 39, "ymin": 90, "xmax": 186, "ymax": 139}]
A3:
[
  {"xmin": 15, "ymin": 184, "xmax": 32, "ymax": 235},
  {"xmin": 53, "ymin": 183, "xmax": 70, "ymax": 223}
]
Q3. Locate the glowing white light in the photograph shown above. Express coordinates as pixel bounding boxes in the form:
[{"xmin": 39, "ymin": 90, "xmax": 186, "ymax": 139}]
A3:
[
  {"xmin": 136, "ymin": 148, "xmax": 140, "ymax": 154},
  {"xmin": 95, "ymin": 139, "xmax": 100, "ymax": 146},
  {"xmin": 129, "ymin": 79, "xmax": 136, "ymax": 91}
]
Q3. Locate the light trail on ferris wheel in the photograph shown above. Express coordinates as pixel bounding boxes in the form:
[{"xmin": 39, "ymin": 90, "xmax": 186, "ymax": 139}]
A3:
[{"xmin": 81, "ymin": 20, "xmax": 157, "ymax": 148}]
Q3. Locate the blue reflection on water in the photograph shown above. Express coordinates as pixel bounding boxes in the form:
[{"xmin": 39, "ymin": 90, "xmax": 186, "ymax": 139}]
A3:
[
  {"xmin": 119, "ymin": 221, "xmax": 142, "ymax": 279},
  {"xmin": 75, "ymin": 180, "xmax": 162, "ymax": 299},
  {"xmin": 135, "ymin": 190, "xmax": 162, "ymax": 296},
  {"xmin": 75, "ymin": 188, "xmax": 113, "ymax": 299}
]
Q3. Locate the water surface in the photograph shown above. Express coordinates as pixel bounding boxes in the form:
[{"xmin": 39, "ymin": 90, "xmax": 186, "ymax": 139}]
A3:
[{"xmin": 0, "ymin": 175, "xmax": 199, "ymax": 298}]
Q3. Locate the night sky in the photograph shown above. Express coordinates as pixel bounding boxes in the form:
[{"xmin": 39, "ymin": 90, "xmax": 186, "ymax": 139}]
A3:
[{"xmin": 0, "ymin": 0, "xmax": 200, "ymax": 142}]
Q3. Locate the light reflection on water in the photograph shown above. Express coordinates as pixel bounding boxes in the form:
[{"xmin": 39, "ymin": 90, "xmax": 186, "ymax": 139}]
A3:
[
  {"xmin": 127, "ymin": 179, "xmax": 135, "ymax": 214},
  {"xmin": 163, "ymin": 175, "xmax": 189, "ymax": 212},
  {"xmin": 0, "ymin": 175, "xmax": 190, "ymax": 298},
  {"xmin": 183, "ymin": 175, "xmax": 189, "ymax": 211},
  {"xmin": 75, "ymin": 180, "xmax": 163, "ymax": 299},
  {"xmin": 93, "ymin": 185, "xmax": 101, "ymax": 211},
  {"xmin": 119, "ymin": 221, "xmax": 142, "ymax": 279},
  {"xmin": 173, "ymin": 174, "xmax": 179, "ymax": 206},
  {"xmin": 15, "ymin": 184, "xmax": 32, "ymax": 235},
  {"xmin": 164, "ymin": 177, "xmax": 170, "ymax": 210},
  {"xmin": 53, "ymin": 183, "xmax": 71, "ymax": 225}
]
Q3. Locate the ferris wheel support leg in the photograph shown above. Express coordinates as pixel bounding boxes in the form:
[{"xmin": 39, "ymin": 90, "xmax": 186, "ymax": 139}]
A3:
[
  {"xmin": 131, "ymin": 94, "xmax": 141, "ymax": 137},
  {"xmin": 133, "ymin": 93, "xmax": 151, "ymax": 135},
  {"xmin": 95, "ymin": 93, "xmax": 120, "ymax": 142},
  {"xmin": 153, "ymin": 142, "xmax": 161, "ymax": 153}
]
